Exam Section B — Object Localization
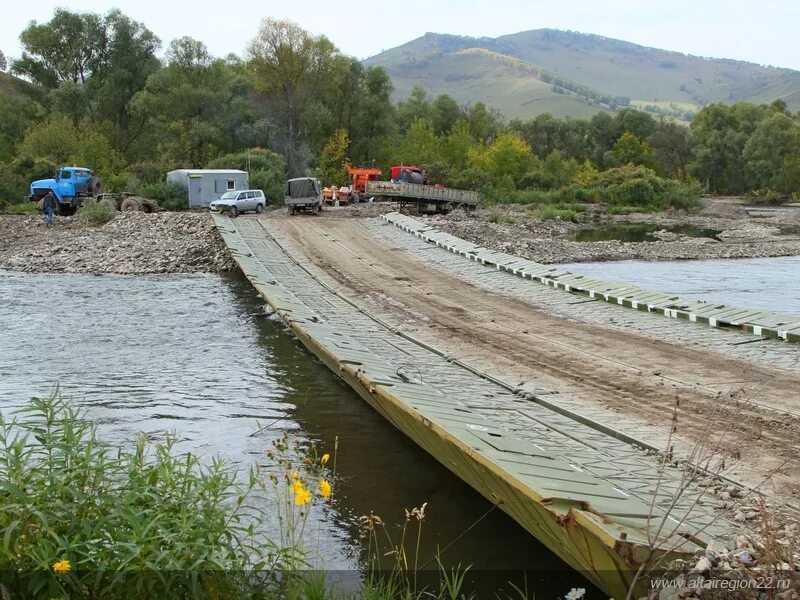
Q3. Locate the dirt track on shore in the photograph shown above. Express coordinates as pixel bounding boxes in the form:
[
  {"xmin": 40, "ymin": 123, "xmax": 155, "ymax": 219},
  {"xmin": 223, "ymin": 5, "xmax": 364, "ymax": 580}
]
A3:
[{"xmin": 265, "ymin": 213, "xmax": 800, "ymax": 509}]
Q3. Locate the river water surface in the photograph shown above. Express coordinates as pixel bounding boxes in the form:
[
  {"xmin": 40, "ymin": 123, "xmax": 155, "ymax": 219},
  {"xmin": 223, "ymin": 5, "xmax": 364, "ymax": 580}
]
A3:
[
  {"xmin": 562, "ymin": 255, "xmax": 800, "ymax": 314},
  {"xmin": 0, "ymin": 270, "xmax": 591, "ymax": 597}
]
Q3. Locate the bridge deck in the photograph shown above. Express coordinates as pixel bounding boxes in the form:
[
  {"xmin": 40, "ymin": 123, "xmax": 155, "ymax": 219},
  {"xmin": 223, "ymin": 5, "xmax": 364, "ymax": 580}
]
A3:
[{"xmin": 213, "ymin": 213, "xmax": 743, "ymax": 597}]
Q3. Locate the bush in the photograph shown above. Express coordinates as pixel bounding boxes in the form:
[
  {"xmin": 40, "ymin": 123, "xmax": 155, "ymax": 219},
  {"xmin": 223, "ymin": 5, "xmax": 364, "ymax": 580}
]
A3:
[
  {"xmin": 487, "ymin": 212, "xmax": 516, "ymax": 224},
  {"xmin": 0, "ymin": 394, "xmax": 273, "ymax": 598},
  {"xmin": 78, "ymin": 198, "xmax": 115, "ymax": 225},
  {"xmin": 532, "ymin": 205, "xmax": 579, "ymax": 222},
  {"xmin": 138, "ymin": 181, "xmax": 188, "ymax": 210},
  {"xmin": 2, "ymin": 201, "xmax": 38, "ymax": 215}
]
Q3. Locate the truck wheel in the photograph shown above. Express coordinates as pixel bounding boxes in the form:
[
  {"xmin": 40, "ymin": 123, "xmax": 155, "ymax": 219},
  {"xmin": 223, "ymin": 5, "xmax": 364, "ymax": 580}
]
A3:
[
  {"xmin": 352, "ymin": 193, "xmax": 360, "ymax": 204},
  {"xmin": 288, "ymin": 206, "xmax": 294, "ymax": 215},
  {"xmin": 89, "ymin": 176, "xmax": 104, "ymax": 198},
  {"xmin": 121, "ymin": 197, "xmax": 143, "ymax": 212},
  {"xmin": 255, "ymin": 203, "xmax": 264, "ymax": 214},
  {"xmin": 37, "ymin": 198, "xmax": 45, "ymax": 213},
  {"xmin": 140, "ymin": 198, "xmax": 159, "ymax": 213},
  {"xmin": 58, "ymin": 205, "xmax": 76, "ymax": 217}
]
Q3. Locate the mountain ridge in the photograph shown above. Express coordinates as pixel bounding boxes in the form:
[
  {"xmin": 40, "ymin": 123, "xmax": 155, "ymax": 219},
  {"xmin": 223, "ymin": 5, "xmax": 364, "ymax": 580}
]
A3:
[{"xmin": 364, "ymin": 28, "xmax": 800, "ymax": 120}]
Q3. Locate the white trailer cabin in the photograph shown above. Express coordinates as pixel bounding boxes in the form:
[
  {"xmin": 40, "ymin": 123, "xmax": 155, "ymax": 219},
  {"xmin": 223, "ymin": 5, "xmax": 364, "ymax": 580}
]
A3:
[{"xmin": 166, "ymin": 169, "xmax": 249, "ymax": 208}]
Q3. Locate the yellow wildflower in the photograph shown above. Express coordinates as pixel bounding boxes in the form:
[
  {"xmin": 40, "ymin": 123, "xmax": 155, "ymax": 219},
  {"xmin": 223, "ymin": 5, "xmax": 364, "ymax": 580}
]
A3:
[
  {"xmin": 294, "ymin": 485, "xmax": 312, "ymax": 506},
  {"xmin": 291, "ymin": 470, "xmax": 300, "ymax": 480},
  {"xmin": 319, "ymin": 479, "xmax": 332, "ymax": 499},
  {"xmin": 321, "ymin": 453, "xmax": 330, "ymax": 465},
  {"xmin": 291, "ymin": 479, "xmax": 305, "ymax": 494},
  {"xmin": 52, "ymin": 559, "xmax": 71, "ymax": 574}
]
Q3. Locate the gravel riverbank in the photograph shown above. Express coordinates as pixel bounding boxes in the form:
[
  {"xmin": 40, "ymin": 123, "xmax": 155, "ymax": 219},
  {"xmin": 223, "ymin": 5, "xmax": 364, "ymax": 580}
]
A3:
[
  {"xmin": 0, "ymin": 212, "xmax": 236, "ymax": 274},
  {"xmin": 422, "ymin": 200, "xmax": 800, "ymax": 264},
  {"xmin": 314, "ymin": 199, "xmax": 800, "ymax": 263}
]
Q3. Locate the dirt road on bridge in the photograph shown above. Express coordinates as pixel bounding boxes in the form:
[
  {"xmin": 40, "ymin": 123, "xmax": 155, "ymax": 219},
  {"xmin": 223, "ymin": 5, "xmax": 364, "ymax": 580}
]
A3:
[{"xmin": 264, "ymin": 213, "xmax": 800, "ymax": 509}]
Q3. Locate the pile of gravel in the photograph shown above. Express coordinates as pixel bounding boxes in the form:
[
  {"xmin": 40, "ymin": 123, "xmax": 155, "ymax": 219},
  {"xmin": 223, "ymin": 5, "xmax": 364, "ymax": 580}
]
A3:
[{"xmin": 0, "ymin": 212, "xmax": 236, "ymax": 275}]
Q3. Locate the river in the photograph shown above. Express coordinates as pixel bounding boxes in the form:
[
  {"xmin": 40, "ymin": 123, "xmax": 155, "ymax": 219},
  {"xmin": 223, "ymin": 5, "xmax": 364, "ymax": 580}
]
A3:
[
  {"xmin": 561, "ymin": 255, "xmax": 800, "ymax": 315},
  {"xmin": 0, "ymin": 269, "xmax": 592, "ymax": 597}
]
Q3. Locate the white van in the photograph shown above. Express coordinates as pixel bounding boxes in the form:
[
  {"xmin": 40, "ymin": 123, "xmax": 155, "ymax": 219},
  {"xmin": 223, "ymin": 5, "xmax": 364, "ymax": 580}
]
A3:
[{"xmin": 209, "ymin": 189, "xmax": 266, "ymax": 216}]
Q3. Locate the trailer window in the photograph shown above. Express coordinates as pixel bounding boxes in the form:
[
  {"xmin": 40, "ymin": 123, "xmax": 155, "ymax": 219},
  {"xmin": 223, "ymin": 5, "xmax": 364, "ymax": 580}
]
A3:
[{"xmin": 226, "ymin": 179, "xmax": 235, "ymax": 191}]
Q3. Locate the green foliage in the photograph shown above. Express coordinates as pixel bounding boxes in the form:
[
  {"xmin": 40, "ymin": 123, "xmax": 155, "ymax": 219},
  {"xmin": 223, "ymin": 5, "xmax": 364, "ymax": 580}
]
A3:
[
  {"xmin": 12, "ymin": 9, "xmax": 106, "ymax": 87},
  {"xmin": 78, "ymin": 197, "xmax": 115, "ymax": 224},
  {"xmin": 0, "ymin": 393, "xmax": 273, "ymax": 598},
  {"xmin": 469, "ymin": 132, "xmax": 535, "ymax": 185},
  {"xmin": 533, "ymin": 205, "xmax": 579, "ymax": 221},
  {"xmin": 1, "ymin": 201, "xmax": 38, "ymax": 214},
  {"xmin": 314, "ymin": 128, "xmax": 351, "ymax": 186},
  {"xmin": 2, "ymin": 8, "xmax": 798, "ymax": 217},
  {"xmin": 207, "ymin": 147, "xmax": 286, "ymax": 204},
  {"xmin": 17, "ymin": 115, "xmax": 125, "ymax": 179},
  {"xmin": 487, "ymin": 212, "xmax": 517, "ymax": 224},
  {"xmin": 612, "ymin": 131, "xmax": 653, "ymax": 166},
  {"xmin": 138, "ymin": 181, "xmax": 188, "ymax": 210}
]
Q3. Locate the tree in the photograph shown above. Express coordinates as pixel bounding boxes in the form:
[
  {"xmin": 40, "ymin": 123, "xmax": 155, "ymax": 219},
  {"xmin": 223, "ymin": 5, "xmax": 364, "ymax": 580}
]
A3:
[
  {"xmin": 350, "ymin": 66, "xmax": 394, "ymax": 163},
  {"xmin": 468, "ymin": 131, "xmax": 534, "ymax": 186},
  {"xmin": 0, "ymin": 50, "xmax": 7, "ymax": 72},
  {"xmin": 648, "ymin": 119, "xmax": 690, "ymax": 177},
  {"xmin": 16, "ymin": 114, "xmax": 124, "ymax": 177},
  {"xmin": 314, "ymin": 128, "xmax": 350, "ymax": 186},
  {"xmin": 431, "ymin": 94, "xmax": 461, "ymax": 135},
  {"xmin": 87, "ymin": 10, "xmax": 160, "ymax": 132},
  {"xmin": 49, "ymin": 82, "xmax": 89, "ymax": 125},
  {"xmin": 690, "ymin": 102, "xmax": 768, "ymax": 193},
  {"xmin": 247, "ymin": 19, "xmax": 341, "ymax": 176},
  {"xmin": 397, "ymin": 85, "xmax": 431, "ymax": 132},
  {"xmin": 395, "ymin": 118, "xmax": 439, "ymax": 166},
  {"xmin": 13, "ymin": 9, "xmax": 106, "ymax": 87},
  {"xmin": 131, "ymin": 39, "xmax": 252, "ymax": 167},
  {"xmin": 612, "ymin": 131, "xmax": 653, "ymax": 167},
  {"xmin": 743, "ymin": 112, "xmax": 800, "ymax": 192}
]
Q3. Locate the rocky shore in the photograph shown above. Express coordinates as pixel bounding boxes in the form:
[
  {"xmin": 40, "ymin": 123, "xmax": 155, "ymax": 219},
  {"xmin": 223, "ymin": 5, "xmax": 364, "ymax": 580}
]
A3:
[
  {"xmin": 0, "ymin": 212, "xmax": 236, "ymax": 275},
  {"xmin": 422, "ymin": 200, "xmax": 800, "ymax": 264}
]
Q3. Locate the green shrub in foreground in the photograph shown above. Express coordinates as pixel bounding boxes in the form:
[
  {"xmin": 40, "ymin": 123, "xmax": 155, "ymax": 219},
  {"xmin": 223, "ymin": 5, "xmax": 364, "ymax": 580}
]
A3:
[
  {"xmin": 77, "ymin": 198, "xmax": 115, "ymax": 225},
  {"xmin": 0, "ymin": 394, "xmax": 486, "ymax": 600},
  {"xmin": 0, "ymin": 394, "xmax": 273, "ymax": 599},
  {"xmin": 2, "ymin": 201, "xmax": 38, "ymax": 215}
]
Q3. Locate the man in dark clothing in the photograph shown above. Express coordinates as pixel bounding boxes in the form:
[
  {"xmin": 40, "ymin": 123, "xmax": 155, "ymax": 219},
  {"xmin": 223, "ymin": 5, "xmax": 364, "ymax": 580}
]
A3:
[{"xmin": 42, "ymin": 191, "xmax": 57, "ymax": 226}]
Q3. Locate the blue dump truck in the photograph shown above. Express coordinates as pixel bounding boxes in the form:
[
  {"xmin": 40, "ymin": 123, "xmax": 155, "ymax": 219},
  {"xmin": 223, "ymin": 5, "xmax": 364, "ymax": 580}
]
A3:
[{"xmin": 29, "ymin": 166, "xmax": 104, "ymax": 216}]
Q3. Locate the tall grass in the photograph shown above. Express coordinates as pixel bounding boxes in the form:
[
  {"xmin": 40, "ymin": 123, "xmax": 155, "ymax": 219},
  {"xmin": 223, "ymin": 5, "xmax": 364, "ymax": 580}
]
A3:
[
  {"xmin": 0, "ymin": 393, "xmax": 536, "ymax": 599},
  {"xmin": 1, "ymin": 201, "xmax": 38, "ymax": 215}
]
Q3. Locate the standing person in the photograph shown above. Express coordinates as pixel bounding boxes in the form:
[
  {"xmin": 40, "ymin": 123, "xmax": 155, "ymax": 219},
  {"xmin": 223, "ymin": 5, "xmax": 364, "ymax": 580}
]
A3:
[
  {"xmin": 42, "ymin": 191, "xmax": 57, "ymax": 226},
  {"xmin": 331, "ymin": 184, "xmax": 338, "ymax": 207}
]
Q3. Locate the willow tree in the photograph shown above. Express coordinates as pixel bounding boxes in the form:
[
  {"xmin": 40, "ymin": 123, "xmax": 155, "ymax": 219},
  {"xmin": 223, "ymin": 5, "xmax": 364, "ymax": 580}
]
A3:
[{"xmin": 247, "ymin": 19, "xmax": 340, "ymax": 176}]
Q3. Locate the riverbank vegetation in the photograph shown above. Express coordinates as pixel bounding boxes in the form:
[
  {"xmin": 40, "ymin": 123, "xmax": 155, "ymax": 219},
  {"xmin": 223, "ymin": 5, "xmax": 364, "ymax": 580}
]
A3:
[
  {"xmin": 0, "ymin": 9, "xmax": 798, "ymax": 215},
  {"xmin": 0, "ymin": 394, "xmax": 508, "ymax": 599}
]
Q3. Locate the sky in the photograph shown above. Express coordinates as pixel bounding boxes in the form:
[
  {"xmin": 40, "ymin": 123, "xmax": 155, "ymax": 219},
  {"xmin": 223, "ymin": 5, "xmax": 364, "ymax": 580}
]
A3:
[{"xmin": 2, "ymin": 0, "xmax": 799, "ymax": 71}]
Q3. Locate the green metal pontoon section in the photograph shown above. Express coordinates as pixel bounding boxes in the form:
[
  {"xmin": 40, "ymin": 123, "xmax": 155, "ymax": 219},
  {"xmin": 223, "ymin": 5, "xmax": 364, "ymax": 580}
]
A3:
[
  {"xmin": 382, "ymin": 212, "xmax": 800, "ymax": 343},
  {"xmin": 213, "ymin": 214, "xmax": 737, "ymax": 597}
]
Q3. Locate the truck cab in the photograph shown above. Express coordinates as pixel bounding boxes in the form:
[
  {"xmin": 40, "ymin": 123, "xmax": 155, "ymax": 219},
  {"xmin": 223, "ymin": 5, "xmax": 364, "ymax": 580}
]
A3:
[{"xmin": 29, "ymin": 167, "xmax": 103, "ymax": 216}]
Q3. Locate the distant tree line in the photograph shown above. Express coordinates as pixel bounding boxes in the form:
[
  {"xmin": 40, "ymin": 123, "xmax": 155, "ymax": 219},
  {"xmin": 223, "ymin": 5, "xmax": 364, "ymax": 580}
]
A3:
[{"xmin": 0, "ymin": 8, "xmax": 798, "ymax": 210}]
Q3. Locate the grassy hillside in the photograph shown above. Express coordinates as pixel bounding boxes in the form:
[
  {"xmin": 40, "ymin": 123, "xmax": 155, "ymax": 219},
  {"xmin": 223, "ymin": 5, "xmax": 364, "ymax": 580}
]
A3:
[
  {"xmin": 365, "ymin": 29, "xmax": 800, "ymax": 119},
  {"xmin": 0, "ymin": 71, "xmax": 42, "ymax": 102},
  {"xmin": 386, "ymin": 47, "xmax": 610, "ymax": 119}
]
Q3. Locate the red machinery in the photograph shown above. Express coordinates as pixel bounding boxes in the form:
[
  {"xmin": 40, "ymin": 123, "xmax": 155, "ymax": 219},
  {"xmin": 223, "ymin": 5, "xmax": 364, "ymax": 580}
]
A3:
[{"xmin": 348, "ymin": 166, "xmax": 382, "ymax": 194}]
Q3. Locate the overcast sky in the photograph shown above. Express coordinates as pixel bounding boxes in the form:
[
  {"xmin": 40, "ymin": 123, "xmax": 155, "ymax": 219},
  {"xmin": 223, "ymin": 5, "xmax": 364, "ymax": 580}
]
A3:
[{"xmin": 2, "ymin": 0, "xmax": 799, "ymax": 71}]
